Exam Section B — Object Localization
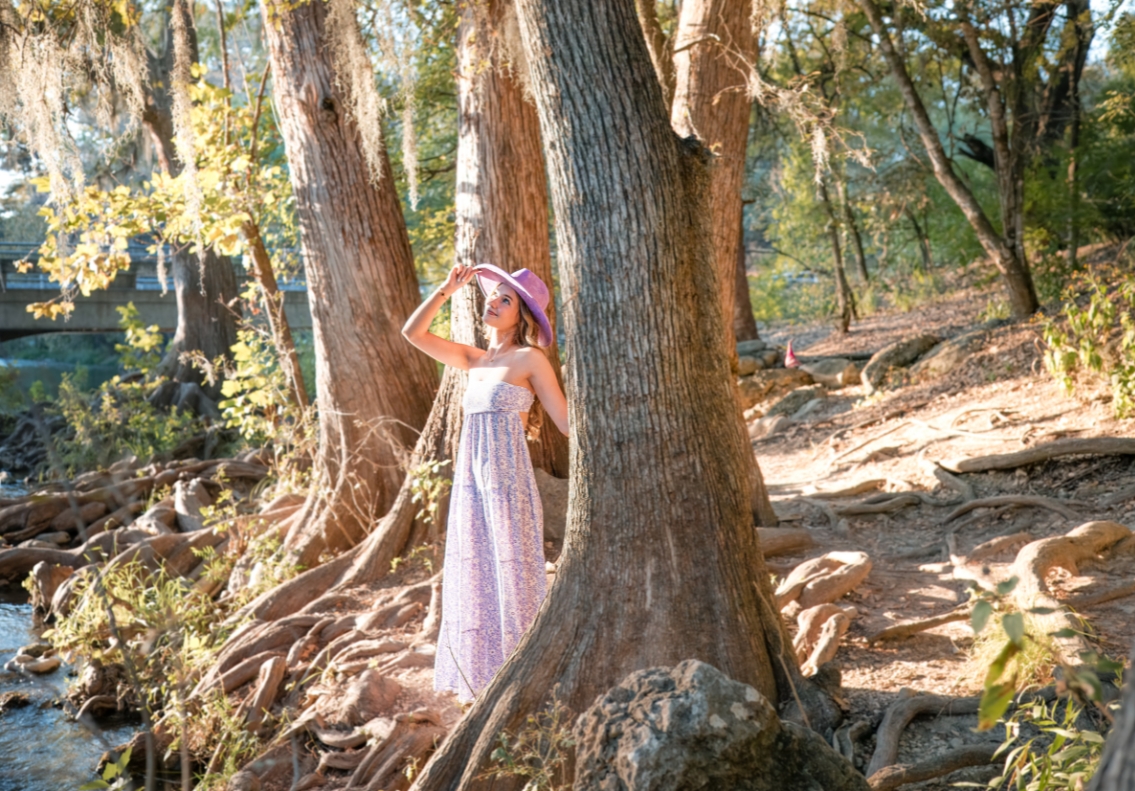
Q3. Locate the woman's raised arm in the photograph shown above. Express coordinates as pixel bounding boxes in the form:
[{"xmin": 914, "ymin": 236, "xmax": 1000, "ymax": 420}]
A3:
[
  {"xmin": 527, "ymin": 349, "xmax": 569, "ymax": 437},
  {"xmin": 402, "ymin": 264, "xmax": 481, "ymax": 370}
]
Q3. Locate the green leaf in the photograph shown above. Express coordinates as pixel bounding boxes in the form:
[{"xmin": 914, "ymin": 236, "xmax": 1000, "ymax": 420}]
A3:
[
  {"xmin": 1052, "ymin": 628, "xmax": 1080, "ymax": 639},
  {"xmin": 978, "ymin": 681, "xmax": 1018, "ymax": 731},
  {"xmin": 972, "ymin": 600, "xmax": 993, "ymax": 635},
  {"xmin": 1002, "ymin": 612, "xmax": 1025, "ymax": 647},
  {"xmin": 996, "ymin": 576, "xmax": 1019, "ymax": 597},
  {"xmin": 79, "ymin": 782, "xmax": 110, "ymax": 790}
]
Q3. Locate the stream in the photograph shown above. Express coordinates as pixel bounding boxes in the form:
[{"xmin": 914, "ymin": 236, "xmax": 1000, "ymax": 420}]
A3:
[{"xmin": 0, "ymin": 484, "xmax": 135, "ymax": 791}]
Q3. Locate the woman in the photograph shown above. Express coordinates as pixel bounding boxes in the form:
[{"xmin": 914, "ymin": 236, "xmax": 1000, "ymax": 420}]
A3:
[{"xmin": 402, "ymin": 263, "xmax": 569, "ymax": 702}]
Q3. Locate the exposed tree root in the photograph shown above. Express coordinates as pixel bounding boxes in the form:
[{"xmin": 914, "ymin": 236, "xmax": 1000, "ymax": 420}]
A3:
[
  {"xmin": 942, "ymin": 496, "xmax": 1083, "ymax": 524},
  {"xmin": 1066, "ymin": 580, "xmax": 1135, "ymax": 609},
  {"xmin": 776, "ymin": 551, "xmax": 873, "ymax": 616},
  {"xmin": 757, "ymin": 527, "xmax": 817, "ymax": 557},
  {"xmin": 939, "ymin": 438, "xmax": 1135, "ymax": 474},
  {"xmin": 867, "ymin": 743, "xmax": 998, "ymax": 790},
  {"xmin": 242, "ymin": 656, "xmax": 288, "ymax": 734},
  {"xmin": 805, "ymin": 479, "xmax": 888, "ymax": 499},
  {"xmin": 347, "ymin": 719, "xmax": 446, "ymax": 791},
  {"xmin": 929, "ymin": 465, "xmax": 974, "ymax": 502},
  {"xmin": 866, "ymin": 606, "xmax": 971, "ymax": 645},
  {"xmin": 794, "ymin": 604, "xmax": 856, "ymax": 676},
  {"xmin": 866, "ymin": 690, "xmax": 981, "ymax": 776}
]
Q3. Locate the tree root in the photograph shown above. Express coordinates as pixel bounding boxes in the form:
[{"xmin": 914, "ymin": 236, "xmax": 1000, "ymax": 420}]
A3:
[
  {"xmin": 939, "ymin": 437, "xmax": 1135, "ymax": 474},
  {"xmin": 952, "ymin": 521, "xmax": 1131, "ymax": 662},
  {"xmin": 868, "ymin": 743, "xmax": 998, "ymax": 790},
  {"xmin": 1066, "ymin": 580, "xmax": 1135, "ymax": 609},
  {"xmin": 866, "ymin": 690, "xmax": 981, "ymax": 776},
  {"xmin": 757, "ymin": 527, "xmax": 816, "ymax": 557},
  {"xmin": 866, "ymin": 606, "xmax": 971, "ymax": 645},
  {"xmin": 794, "ymin": 604, "xmax": 856, "ymax": 676},
  {"xmin": 347, "ymin": 719, "xmax": 446, "ymax": 791},
  {"xmin": 943, "ymin": 496, "xmax": 1083, "ymax": 524},
  {"xmin": 241, "ymin": 655, "xmax": 287, "ymax": 734},
  {"xmin": 804, "ymin": 479, "xmax": 888, "ymax": 499},
  {"xmin": 776, "ymin": 551, "xmax": 872, "ymax": 616}
]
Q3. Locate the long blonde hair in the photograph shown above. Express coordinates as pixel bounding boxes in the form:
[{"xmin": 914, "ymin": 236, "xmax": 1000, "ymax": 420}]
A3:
[{"xmin": 485, "ymin": 299, "xmax": 546, "ymax": 440}]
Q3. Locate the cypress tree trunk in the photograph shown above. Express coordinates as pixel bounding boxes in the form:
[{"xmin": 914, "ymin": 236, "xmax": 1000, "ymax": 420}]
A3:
[
  {"xmin": 733, "ymin": 209, "xmax": 760, "ymax": 342},
  {"xmin": 411, "ymin": 1, "xmax": 803, "ymax": 787},
  {"xmin": 261, "ymin": 0, "xmax": 438, "ymax": 568},
  {"xmin": 142, "ymin": 2, "xmax": 239, "ymax": 393}
]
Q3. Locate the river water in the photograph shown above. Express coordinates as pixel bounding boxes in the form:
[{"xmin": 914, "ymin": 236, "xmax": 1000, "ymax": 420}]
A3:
[{"xmin": 0, "ymin": 484, "xmax": 135, "ymax": 791}]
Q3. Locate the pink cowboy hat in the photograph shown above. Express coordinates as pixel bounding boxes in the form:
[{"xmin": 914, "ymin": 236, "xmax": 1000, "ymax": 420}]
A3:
[{"xmin": 474, "ymin": 264, "xmax": 554, "ymax": 348}]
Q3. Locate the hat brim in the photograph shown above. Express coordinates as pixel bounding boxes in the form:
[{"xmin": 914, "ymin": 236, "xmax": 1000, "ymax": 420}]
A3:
[{"xmin": 474, "ymin": 265, "xmax": 554, "ymax": 348}]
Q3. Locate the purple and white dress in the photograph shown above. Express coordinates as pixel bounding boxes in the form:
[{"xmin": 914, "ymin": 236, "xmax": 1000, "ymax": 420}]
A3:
[{"xmin": 434, "ymin": 379, "xmax": 547, "ymax": 702}]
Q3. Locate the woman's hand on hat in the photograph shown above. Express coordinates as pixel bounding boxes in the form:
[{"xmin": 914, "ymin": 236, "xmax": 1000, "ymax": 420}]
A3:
[{"xmin": 440, "ymin": 264, "xmax": 477, "ymax": 299}]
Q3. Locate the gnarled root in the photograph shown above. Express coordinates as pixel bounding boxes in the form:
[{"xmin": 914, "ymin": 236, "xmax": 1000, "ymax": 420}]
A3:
[
  {"xmin": 868, "ymin": 743, "xmax": 998, "ymax": 790},
  {"xmin": 866, "ymin": 690, "xmax": 980, "ymax": 777},
  {"xmin": 794, "ymin": 604, "xmax": 856, "ymax": 676},
  {"xmin": 776, "ymin": 551, "xmax": 872, "ymax": 617},
  {"xmin": 347, "ymin": 717, "xmax": 446, "ymax": 791}
]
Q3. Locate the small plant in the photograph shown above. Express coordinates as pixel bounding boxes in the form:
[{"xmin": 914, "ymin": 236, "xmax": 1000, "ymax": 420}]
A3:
[
  {"xmin": 1042, "ymin": 269, "xmax": 1135, "ymax": 417},
  {"xmin": 79, "ymin": 746, "xmax": 132, "ymax": 790},
  {"xmin": 409, "ymin": 458, "xmax": 452, "ymax": 526},
  {"xmin": 390, "ymin": 542, "xmax": 437, "ymax": 574},
  {"xmin": 482, "ymin": 690, "xmax": 576, "ymax": 791}
]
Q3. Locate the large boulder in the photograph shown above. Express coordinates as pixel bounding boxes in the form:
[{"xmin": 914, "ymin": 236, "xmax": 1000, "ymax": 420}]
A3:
[
  {"xmin": 766, "ymin": 386, "xmax": 826, "ymax": 419},
  {"xmin": 573, "ymin": 660, "xmax": 868, "ymax": 791},
  {"xmin": 800, "ymin": 358, "xmax": 859, "ymax": 389},
  {"xmin": 860, "ymin": 334, "xmax": 940, "ymax": 393},
  {"xmin": 737, "ymin": 369, "xmax": 813, "ymax": 412},
  {"xmin": 910, "ymin": 322, "xmax": 1000, "ymax": 379},
  {"xmin": 737, "ymin": 339, "xmax": 768, "ymax": 357}
]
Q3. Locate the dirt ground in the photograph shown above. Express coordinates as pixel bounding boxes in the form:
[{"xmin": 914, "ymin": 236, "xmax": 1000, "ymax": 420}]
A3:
[{"xmin": 755, "ymin": 281, "xmax": 1133, "ymax": 785}]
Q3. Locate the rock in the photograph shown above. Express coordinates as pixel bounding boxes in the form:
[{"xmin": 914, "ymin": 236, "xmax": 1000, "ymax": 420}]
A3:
[
  {"xmin": 737, "ymin": 369, "xmax": 813, "ymax": 411},
  {"xmin": 34, "ymin": 531, "xmax": 71, "ymax": 545},
  {"xmin": 761, "ymin": 349, "xmax": 780, "ymax": 368},
  {"xmin": 340, "ymin": 669, "xmax": 402, "ymax": 727},
  {"xmin": 749, "ymin": 415, "xmax": 792, "ymax": 440},
  {"xmin": 860, "ymin": 334, "xmax": 941, "ymax": 393},
  {"xmin": 0, "ymin": 691, "xmax": 30, "ymax": 714},
  {"xmin": 535, "ymin": 468, "xmax": 568, "ymax": 542},
  {"xmin": 573, "ymin": 660, "xmax": 868, "ymax": 791},
  {"xmin": 173, "ymin": 479, "xmax": 214, "ymax": 532},
  {"xmin": 23, "ymin": 656, "xmax": 61, "ymax": 674},
  {"xmin": 910, "ymin": 326, "xmax": 993, "ymax": 379},
  {"xmin": 18, "ymin": 642, "xmax": 53, "ymax": 659},
  {"xmin": 737, "ymin": 355, "xmax": 759, "ymax": 376},
  {"xmin": 791, "ymin": 398, "xmax": 826, "ymax": 421},
  {"xmin": 30, "ymin": 562, "xmax": 73, "ymax": 614},
  {"xmin": 226, "ymin": 771, "xmax": 261, "ymax": 791},
  {"xmin": 766, "ymin": 386, "xmax": 826, "ymax": 418},
  {"xmin": 737, "ymin": 339, "xmax": 768, "ymax": 356},
  {"xmin": 145, "ymin": 505, "xmax": 179, "ymax": 528},
  {"xmin": 800, "ymin": 358, "xmax": 859, "ymax": 389}
]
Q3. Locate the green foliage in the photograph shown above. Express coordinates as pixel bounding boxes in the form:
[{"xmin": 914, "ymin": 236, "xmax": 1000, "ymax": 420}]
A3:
[
  {"xmin": 408, "ymin": 458, "xmax": 452, "ymax": 526},
  {"xmin": 483, "ymin": 690, "xmax": 576, "ymax": 791},
  {"xmin": 113, "ymin": 303, "xmax": 164, "ymax": 375},
  {"xmin": 79, "ymin": 746, "xmax": 132, "ymax": 791},
  {"xmin": 1042, "ymin": 267, "xmax": 1135, "ymax": 416}
]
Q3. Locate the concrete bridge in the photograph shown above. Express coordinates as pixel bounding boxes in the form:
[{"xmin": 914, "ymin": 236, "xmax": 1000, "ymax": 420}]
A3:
[{"xmin": 0, "ymin": 242, "xmax": 312, "ymax": 342}]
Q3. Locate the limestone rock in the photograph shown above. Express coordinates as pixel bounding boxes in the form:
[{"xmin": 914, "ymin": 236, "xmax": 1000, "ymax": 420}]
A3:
[
  {"xmin": 737, "ymin": 355, "xmax": 759, "ymax": 376},
  {"xmin": 174, "ymin": 479, "xmax": 214, "ymax": 532},
  {"xmin": 573, "ymin": 659, "xmax": 868, "ymax": 791},
  {"xmin": 910, "ymin": 324, "xmax": 996, "ymax": 379},
  {"xmin": 30, "ymin": 561, "xmax": 72, "ymax": 615},
  {"xmin": 860, "ymin": 334, "xmax": 941, "ymax": 393},
  {"xmin": 749, "ymin": 415, "xmax": 792, "ymax": 440},
  {"xmin": 766, "ymin": 386, "xmax": 826, "ymax": 419},
  {"xmin": 340, "ymin": 669, "xmax": 402, "ymax": 727},
  {"xmin": 535, "ymin": 468, "xmax": 568, "ymax": 541},
  {"xmin": 737, "ymin": 339, "xmax": 768, "ymax": 357},
  {"xmin": 737, "ymin": 369, "xmax": 813, "ymax": 411},
  {"xmin": 0, "ymin": 691, "xmax": 30, "ymax": 714},
  {"xmin": 800, "ymin": 358, "xmax": 859, "ymax": 389}
]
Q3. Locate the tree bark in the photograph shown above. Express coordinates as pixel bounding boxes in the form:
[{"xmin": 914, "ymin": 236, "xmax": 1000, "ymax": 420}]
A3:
[
  {"xmin": 454, "ymin": 0, "xmax": 568, "ymax": 478},
  {"xmin": 261, "ymin": 0, "xmax": 438, "ymax": 568},
  {"xmin": 1089, "ymin": 642, "xmax": 1135, "ymax": 791},
  {"xmin": 906, "ymin": 206, "xmax": 934, "ymax": 271},
  {"xmin": 635, "ymin": 0, "xmax": 676, "ymax": 111},
  {"xmin": 411, "ymin": 1, "xmax": 801, "ymax": 788},
  {"xmin": 670, "ymin": 0, "xmax": 754, "ymax": 357},
  {"xmin": 855, "ymin": 0, "xmax": 1039, "ymax": 318},
  {"xmin": 836, "ymin": 178, "xmax": 869, "ymax": 283},
  {"xmin": 819, "ymin": 180, "xmax": 855, "ymax": 333},
  {"xmin": 142, "ymin": 1, "xmax": 239, "ymax": 392},
  {"xmin": 733, "ymin": 210, "xmax": 760, "ymax": 342},
  {"xmin": 669, "ymin": 0, "xmax": 775, "ymax": 522}
]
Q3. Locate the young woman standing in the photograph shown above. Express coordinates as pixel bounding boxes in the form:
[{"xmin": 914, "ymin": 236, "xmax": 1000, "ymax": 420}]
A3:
[{"xmin": 402, "ymin": 263, "xmax": 569, "ymax": 702}]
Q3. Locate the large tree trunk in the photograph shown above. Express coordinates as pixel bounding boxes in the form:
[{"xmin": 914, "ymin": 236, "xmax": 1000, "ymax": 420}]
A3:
[
  {"xmin": 856, "ymin": 0, "xmax": 1039, "ymax": 318},
  {"xmin": 670, "ymin": 0, "xmax": 753, "ymax": 357},
  {"xmin": 733, "ymin": 210, "xmax": 760, "ymax": 342},
  {"xmin": 454, "ymin": 0, "xmax": 568, "ymax": 478},
  {"xmin": 1088, "ymin": 644, "xmax": 1135, "ymax": 790},
  {"xmin": 142, "ymin": 2, "xmax": 239, "ymax": 392},
  {"xmin": 669, "ymin": 0, "xmax": 775, "ymax": 523},
  {"xmin": 261, "ymin": 0, "xmax": 438, "ymax": 568},
  {"xmin": 411, "ymin": 1, "xmax": 802, "ymax": 788}
]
